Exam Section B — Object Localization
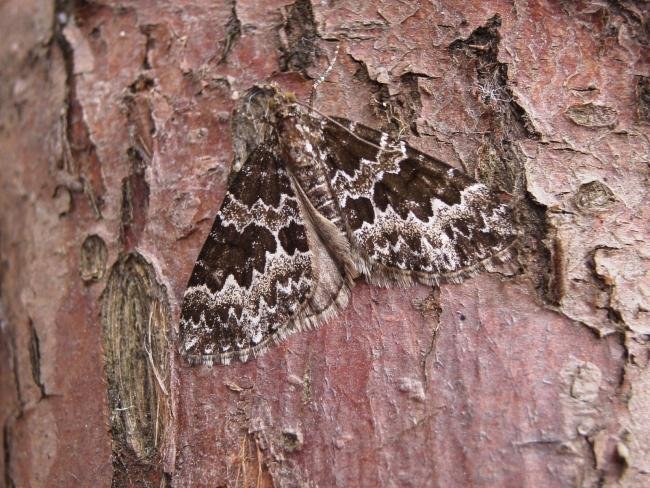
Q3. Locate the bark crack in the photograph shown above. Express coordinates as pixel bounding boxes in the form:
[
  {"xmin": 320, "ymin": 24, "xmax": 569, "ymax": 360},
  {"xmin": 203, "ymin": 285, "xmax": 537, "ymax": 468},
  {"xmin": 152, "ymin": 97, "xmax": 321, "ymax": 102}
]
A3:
[
  {"xmin": 53, "ymin": 0, "xmax": 104, "ymax": 220},
  {"xmin": 3, "ymin": 418, "xmax": 16, "ymax": 488},
  {"xmin": 278, "ymin": 0, "xmax": 320, "ymax": 75},
  {"xmin": 218, "ymin": 0, "xmax": 241, "ymax": 64},
  {"xmin": 27, "ymin": 318, "xmax": 47, "ymax": 399}
]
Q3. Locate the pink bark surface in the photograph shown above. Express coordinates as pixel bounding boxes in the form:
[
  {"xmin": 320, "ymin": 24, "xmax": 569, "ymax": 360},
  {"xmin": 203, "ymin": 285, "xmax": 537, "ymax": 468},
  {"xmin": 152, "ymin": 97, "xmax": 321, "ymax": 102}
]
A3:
[{"xmin": 0, "ymin": 0, "xmax": 647, "ymax": 486}]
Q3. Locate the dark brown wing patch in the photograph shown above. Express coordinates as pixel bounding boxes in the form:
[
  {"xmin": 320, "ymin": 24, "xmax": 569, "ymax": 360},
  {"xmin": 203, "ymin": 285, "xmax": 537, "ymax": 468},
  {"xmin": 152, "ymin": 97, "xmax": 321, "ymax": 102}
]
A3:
[{"xmin": 179, "ymin": 145, "xmax": 313, "ymax": 364}]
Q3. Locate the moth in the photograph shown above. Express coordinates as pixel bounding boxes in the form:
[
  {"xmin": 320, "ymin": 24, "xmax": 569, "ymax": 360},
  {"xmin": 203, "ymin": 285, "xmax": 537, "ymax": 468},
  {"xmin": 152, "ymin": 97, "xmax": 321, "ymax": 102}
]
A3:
[{"xmin": 180, "ymin": 86, "xmax": 517, "ymax": 365}]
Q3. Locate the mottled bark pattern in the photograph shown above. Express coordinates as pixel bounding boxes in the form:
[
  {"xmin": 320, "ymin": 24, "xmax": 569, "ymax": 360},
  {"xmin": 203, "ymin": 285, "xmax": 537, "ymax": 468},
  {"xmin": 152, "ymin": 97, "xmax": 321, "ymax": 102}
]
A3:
[{"xmin": 1, "ymin": 0, "xmax": 648, "ymax": 486}]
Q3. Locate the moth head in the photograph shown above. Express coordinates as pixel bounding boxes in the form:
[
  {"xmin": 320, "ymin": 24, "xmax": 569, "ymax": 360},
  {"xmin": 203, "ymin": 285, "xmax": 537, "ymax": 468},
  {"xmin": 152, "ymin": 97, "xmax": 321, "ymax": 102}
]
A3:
[
  {"xmin": 269, "ymin": 91, "xmax": 300, "ymax": 118},
  {"xmin": 241, "ymin": 84, "xmax": 301, "ymax": 122}
]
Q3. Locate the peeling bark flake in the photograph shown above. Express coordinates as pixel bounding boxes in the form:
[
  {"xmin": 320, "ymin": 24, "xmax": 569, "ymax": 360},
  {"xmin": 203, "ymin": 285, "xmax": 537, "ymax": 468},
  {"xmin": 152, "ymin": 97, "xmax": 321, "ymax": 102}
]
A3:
[
  {"xmin": 565, "ymin": 103, "xmax": 618, "ymax": 128},
  {"xmin": 80, "ymin": 234, "xmax": 108, "ymax": 283},
  {"xmin": 100, "ymin": 253, "xmax": 171, "ymax": 485}
]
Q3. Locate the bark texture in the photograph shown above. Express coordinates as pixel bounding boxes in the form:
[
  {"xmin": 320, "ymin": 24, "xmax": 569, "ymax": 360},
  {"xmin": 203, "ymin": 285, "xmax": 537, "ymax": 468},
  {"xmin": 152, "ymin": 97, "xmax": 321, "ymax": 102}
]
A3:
[{"xmin": 0, "ymin": 1, "xmax": 648, "ymax": 487}]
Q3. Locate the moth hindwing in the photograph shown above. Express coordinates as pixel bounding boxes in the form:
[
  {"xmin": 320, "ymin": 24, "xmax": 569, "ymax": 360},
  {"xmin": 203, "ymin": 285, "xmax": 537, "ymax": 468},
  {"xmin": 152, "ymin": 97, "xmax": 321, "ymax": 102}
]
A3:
[{"xmin": 180, "ymin": 87, "xmax": 517, "ymax": 365}]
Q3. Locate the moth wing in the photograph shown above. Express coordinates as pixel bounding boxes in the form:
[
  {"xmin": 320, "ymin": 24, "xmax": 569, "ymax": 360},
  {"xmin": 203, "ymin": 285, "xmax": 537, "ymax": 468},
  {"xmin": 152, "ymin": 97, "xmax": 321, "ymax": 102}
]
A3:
[
  {"xmin": 322, "ymin": 117, "xmax": 517, "ymax": 285},
  {"xmin": 179, "ymin": 145, "xmax": 314, "ymax": 364}
]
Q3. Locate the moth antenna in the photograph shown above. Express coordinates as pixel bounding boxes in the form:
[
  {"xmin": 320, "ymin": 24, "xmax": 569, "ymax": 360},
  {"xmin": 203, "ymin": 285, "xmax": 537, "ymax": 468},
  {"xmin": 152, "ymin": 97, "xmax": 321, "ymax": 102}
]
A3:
[
  {"xmin": 309, "ymin": 42, "xmax": 341, "ymax": 106},
  {"xmin": 293, "ymin": 99, "xmax": 384, "ymax": 152}
]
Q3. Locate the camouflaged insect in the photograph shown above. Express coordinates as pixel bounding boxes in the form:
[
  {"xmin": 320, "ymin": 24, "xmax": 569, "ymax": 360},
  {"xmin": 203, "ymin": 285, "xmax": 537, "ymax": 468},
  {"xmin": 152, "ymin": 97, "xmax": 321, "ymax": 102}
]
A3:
[{"xmin": 180, "ymin": 86, "xmax": 517, "ymax": 365}]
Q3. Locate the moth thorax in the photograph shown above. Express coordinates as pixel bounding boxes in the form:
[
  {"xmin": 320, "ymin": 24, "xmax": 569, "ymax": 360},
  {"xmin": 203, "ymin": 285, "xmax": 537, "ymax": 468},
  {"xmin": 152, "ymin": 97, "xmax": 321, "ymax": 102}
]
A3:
[
  {"xmin": 278, "ymin": 121, "xmax": 343, "ymax": 229},
  {"xmin": 276, "ymin": 116, "xmax": 310, "ymax": 168}
]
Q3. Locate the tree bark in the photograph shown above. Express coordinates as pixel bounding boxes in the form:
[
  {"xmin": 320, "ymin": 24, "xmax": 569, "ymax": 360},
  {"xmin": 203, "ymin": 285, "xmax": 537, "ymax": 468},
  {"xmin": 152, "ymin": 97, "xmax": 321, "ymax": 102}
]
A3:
[{"xmin": 1, "ymin": 1, "xmax": 648, "ymax": 487}]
